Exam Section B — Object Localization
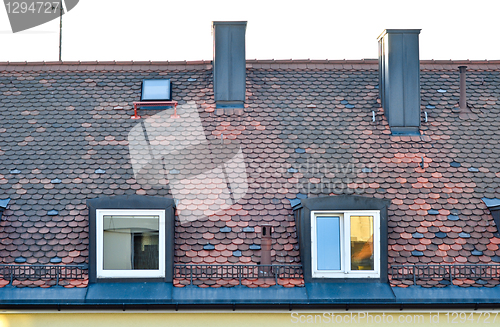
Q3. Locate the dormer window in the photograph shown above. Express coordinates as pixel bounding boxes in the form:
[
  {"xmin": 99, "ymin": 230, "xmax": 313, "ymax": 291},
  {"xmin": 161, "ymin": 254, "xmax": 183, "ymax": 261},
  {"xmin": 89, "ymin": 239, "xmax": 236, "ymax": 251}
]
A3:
[
  {"xmin": 293, "ymin": 195, "xmax": 389, "ymax": 283},
  {"xmin": 96, "ymin": 209, "xmax": 165, "ymax": 278},
  {"xmin": 87, "ymin": 195, "xmax": 175, "ymax": 283},
  {"xmin": 311, "ymin": 210, "xmax": 380, "ymax": 278}
]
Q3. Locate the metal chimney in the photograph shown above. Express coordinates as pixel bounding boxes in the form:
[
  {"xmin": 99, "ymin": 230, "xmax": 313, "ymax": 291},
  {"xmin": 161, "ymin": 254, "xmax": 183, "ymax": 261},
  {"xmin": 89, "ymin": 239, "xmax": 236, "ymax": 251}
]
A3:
[
  {"xmin": 378, "ymin": 29, "xmax": 421, "ymax": 135},
  {"xmin": 459, "ymin": 66, "xmax": 467, "ymax": 110},
  {"xmin": 213, "ymin": 21, "xmax": 246, "ymax": 110}
]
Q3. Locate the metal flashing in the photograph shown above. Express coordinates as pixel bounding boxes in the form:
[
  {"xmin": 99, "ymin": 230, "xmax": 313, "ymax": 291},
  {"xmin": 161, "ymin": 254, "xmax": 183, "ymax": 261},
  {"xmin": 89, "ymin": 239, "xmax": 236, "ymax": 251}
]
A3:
[
  {"xmin": 0, "ymin": 282, "xmax": 500, "ymax": 307},
  {"xmin": 85, "ymin": 282, "xmax": 173, "ymax": 303},
  {"xmin": 0, "ymin": 198, "xmax": 10, "ymax": 219},
  {"xmin": 172, "ymin": 283, "xmax": 308, "ymax": 303},
  {"xmin": 287, "ymin": 198, "xmax": 301, "ymax": 208},
  {"xmin": 481, "ymin": 198, "xmax": 500, "ymax": 236},
  {"xmin": 482, "ymin": 197, "xmax": 500, "ymax": 209},
  {"xmin": 0, "ymin": 198, "xmax": 11, "ymax": 209},
  {"xmin": 305, "ymin": 282, "xmax": 396, "ymax": 302},
  {"xmin": 214, "ymin": 101, "xmax": 244, "ymax": 109},
  {"xmin": 392, "ymin": 285, "xmax": 500, "ymax": 304},
  {"xmin": 0, "ymin": 287, "xmax": 87, "ymax": 304}
]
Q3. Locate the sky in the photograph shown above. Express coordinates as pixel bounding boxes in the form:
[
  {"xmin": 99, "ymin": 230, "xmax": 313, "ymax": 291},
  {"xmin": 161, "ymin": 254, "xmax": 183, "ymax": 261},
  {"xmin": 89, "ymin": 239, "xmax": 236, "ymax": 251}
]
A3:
[{"xmin": 0, "ymin": 0, "xmax": 499, "ymax": 62}]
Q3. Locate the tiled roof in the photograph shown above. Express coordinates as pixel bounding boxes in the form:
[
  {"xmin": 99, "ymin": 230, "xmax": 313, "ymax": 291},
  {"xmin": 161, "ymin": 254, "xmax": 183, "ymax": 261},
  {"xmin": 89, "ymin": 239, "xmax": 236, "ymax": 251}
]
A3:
[{"xmin": 1, "ymin": 60, "xmax": 500, "ymax": 288}]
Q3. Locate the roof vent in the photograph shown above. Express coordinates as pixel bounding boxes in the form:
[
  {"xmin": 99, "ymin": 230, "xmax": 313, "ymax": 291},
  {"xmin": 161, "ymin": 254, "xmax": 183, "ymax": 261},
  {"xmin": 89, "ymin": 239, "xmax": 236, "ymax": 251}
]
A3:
[
  {"xmin": 213, "ymin": 21, "xmax": 247, "ymax": 111},
  {"xmin": 378, "ymin": 29, "xmax": 421, "ymax": 135}
]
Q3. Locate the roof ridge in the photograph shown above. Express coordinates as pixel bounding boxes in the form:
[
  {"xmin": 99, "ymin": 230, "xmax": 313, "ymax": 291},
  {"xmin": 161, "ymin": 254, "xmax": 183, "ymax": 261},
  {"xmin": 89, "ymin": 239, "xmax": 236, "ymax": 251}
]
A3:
[
  {"xmin": 0, "ymin": 60, "xmax": 213, "ymax": 66},
  {"xmin": 2, "ymin": 59, "xmax": 500, "ymax": 67},
  {"xmin": 0, "ymin": 59, "xmax": 380, "ymax": 66}
]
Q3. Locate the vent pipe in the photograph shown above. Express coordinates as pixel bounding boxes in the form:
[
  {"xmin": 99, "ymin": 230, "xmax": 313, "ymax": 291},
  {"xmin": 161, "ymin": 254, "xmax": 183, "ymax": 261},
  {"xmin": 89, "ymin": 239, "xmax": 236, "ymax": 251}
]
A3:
[
  {"xmin": 260, "ymin": 225, "xmax": 272, "ymax": 266},
  {"xmin": 378, "ymin": 29, "xmax": 421, "ymax": 135},
  {"xmin": 213, "ymin": 21, "xmax": 247, "ymax": 110},
  {"xmin": 259, "ymin": 225, "xmax": 272, "ymax": 277},
  {"xmin": 459, "ymin": 66, "xmax": 467, "ymax": 110}
]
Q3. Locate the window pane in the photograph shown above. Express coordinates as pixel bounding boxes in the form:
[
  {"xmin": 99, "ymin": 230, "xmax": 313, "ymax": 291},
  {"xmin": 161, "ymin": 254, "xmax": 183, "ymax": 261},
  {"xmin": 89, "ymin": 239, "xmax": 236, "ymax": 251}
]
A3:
[
  {"xmin": 141, "ymin": 79, "xmax": 171, "ymax": 101},
  {"xmin": 103, "ymin": 215, "xmax": 159, "ymax": 270},
  {"xmin": 350, "ymin": 216, "xmax": 374, "ymax": 271},
  {"xmin": 317, "ymin": 216, "xmax": 341, "ymax": 270},
  {"xmin": 134, "ymin": 233, "xmax": 159, "ymax": 269}
]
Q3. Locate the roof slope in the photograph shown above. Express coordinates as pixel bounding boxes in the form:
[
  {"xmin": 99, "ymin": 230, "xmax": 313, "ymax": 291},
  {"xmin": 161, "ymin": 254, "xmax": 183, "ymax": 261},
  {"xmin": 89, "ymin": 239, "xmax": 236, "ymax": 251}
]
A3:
[{"xmin": 1, "ymin": 60, "xmax": 500, "ymax": 288}]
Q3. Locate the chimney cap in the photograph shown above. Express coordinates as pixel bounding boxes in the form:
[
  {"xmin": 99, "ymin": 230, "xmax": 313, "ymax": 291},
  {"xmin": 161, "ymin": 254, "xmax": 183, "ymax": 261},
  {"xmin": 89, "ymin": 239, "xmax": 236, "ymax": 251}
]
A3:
[
  {"xmin": 377, "ymin": 29, "xmax": 421, "ymax": 40},
  {"xmin": 212, "ymin": 21, "xmax": 247, "ymax": 28}
]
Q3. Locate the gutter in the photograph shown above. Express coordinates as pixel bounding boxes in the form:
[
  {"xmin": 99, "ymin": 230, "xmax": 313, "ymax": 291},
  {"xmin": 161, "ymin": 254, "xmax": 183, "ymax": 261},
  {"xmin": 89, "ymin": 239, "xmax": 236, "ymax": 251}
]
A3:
[{"xmin": 0, "ymin": 302, "xmax": 499, "ymax": 311}]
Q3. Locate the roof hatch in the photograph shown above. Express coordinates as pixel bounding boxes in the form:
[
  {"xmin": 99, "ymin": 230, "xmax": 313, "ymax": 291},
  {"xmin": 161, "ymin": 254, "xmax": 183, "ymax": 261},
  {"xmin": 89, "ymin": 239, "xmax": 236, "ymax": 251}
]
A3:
[{"xmin": 141, "ymin": 79, "xmax": 172, "ymax": 101}]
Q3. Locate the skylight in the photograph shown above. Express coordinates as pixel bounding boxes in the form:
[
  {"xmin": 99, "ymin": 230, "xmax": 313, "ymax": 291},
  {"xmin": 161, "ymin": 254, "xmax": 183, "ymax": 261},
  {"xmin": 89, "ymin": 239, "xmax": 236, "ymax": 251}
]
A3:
[{"xmin": 141, "ymin": 79, "xmax": 172, "ymax": 101}]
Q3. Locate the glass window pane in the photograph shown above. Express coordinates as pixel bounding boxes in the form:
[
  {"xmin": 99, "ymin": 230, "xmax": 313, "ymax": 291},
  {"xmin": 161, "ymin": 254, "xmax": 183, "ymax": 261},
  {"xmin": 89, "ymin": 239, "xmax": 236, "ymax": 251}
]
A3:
[
  {"xmin": 141, "ymin": 79, "xmax": 171, "ymax": 101},
  {"xmin": 317, "ymin": 216, "xmax": 341, "ymax": 270},
  {"xmin": 350, "ymin": 216, "xmax": 374, "ymax": 271},
  {"xmin": 103, "ymin": 215, "xmax": 159, "ymax": 270}
]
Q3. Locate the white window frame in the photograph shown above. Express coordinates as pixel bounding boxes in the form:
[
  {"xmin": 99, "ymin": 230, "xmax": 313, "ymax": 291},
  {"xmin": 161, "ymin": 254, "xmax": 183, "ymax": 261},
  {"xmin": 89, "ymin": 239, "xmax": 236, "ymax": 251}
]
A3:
[
  {"xmin": 96, "ymin": 209, "xmax": 165, "ymax": 278},
  {"xmin": 311, "ymin": 210, "xmax": 380, "ymax": 278}
]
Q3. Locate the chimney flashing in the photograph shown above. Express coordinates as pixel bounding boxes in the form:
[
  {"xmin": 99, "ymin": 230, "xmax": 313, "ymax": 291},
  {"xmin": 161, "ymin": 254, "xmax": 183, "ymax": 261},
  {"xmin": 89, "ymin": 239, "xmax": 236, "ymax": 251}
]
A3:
[
  {"xmin": 215, "ymin": 101, "xmax": 245, "ymax": 109},
  {"xmin": 389, "ymin": 127, "xmax": 420, "ymax": 136}
]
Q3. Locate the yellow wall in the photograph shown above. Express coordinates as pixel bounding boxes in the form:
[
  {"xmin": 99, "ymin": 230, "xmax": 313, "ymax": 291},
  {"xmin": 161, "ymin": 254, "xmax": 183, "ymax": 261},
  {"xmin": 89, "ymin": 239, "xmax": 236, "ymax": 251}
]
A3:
[{"xmin": 0, "ymin": 311, "xmax": 499, "ymax": 327}]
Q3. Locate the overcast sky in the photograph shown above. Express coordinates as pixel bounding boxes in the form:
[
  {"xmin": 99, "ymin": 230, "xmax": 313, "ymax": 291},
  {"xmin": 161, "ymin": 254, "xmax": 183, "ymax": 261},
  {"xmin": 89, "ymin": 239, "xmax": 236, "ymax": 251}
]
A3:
[{"xmin": 1, "ymin": 0, "xmax": 498, "ymax": 62}]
